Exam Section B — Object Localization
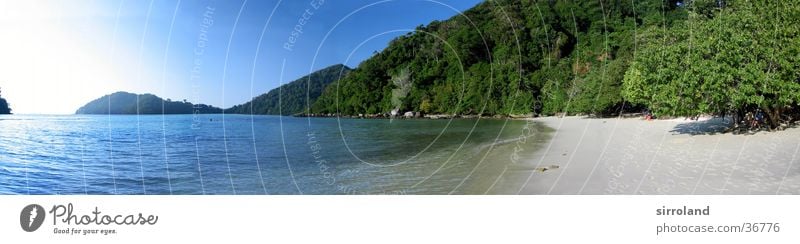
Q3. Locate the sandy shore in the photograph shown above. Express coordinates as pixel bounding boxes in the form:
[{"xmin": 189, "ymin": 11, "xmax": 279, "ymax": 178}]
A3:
[{"xmin": 491, "ymin": 116, "xmax": 800, "ymax": 194}]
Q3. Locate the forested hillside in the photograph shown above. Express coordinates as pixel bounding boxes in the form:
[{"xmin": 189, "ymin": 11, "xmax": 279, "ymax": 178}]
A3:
[
  {"xmin": 227, "ymin": 64, "xmax": 351, "ymax": 115},
  {"xmin": 311, "ymin": 0, "xmax": 685, "ymax": 116},
  {"xmin": 310, "ymin": 0, "xmax": 800, "ymax": 128}
]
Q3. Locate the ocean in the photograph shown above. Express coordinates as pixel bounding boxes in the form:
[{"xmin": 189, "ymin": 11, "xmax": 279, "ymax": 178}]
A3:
[{"xmin": 0, "ymin": 114, "xmax": 549, "ymax": 194}]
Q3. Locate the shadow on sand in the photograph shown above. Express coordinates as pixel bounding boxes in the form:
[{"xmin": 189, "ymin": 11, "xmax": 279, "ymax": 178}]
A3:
[
  {"xmin": 669, "ymin": 117, "xmax": 800, "ymax": 135},
  {"xmin": 670, "ymin": 117, "xmax": 733, "ymax": 135}
]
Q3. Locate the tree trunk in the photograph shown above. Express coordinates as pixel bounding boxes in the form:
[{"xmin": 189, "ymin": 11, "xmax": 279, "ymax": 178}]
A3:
[{"xmin": 762, "ymin": 106, "xmax": 780, "ymax": 130}]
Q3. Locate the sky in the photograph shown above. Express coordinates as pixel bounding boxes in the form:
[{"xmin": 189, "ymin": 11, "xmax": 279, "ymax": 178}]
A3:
[{"xmin": 0, "ymin": 0, "xmax": 483, "ymax": 114}]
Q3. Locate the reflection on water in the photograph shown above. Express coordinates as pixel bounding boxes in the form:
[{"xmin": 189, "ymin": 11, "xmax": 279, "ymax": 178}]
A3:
[{"xmin": 0, "ymin": 114, "xmax": 549, "ymax": 194}]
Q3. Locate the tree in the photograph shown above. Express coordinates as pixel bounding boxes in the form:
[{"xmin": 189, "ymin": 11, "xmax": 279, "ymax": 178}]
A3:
[{"xmin": 623, "ymin": 0, "xmax": 800, "ymax": 129}]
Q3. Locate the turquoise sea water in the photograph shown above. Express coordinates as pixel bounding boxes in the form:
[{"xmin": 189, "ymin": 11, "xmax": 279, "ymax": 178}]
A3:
[{"xmin": 0, "ymin": 114, "xmax": 548, "ymax": 194}]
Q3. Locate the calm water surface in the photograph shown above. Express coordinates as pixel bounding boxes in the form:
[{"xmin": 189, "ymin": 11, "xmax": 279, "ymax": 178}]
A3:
[{"xmin": 0, "ymin": 114, "xmax": 549, "ymax": 194}]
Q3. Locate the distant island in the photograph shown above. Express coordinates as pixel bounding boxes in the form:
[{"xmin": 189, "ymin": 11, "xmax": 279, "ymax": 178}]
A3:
[
  {"xmin": 0, "ymin": 87, "xmax": 10, "ymax": 114},
  {"xmin": 226, "ymin": 64, "xmax": 351, "ymax": 115},
  {"xmin": 74, "ymin": 65, "xmax": 349, "ymax": 116},
  {"xmin": 75, "ymin": 91, "xmax": 222, "ymax": 114}
]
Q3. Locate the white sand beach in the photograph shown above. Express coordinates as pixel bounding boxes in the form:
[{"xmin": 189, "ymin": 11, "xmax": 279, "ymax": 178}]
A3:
[{"xmin": 496, "ymin": 116, "xmax": 800, "ymax": 194}]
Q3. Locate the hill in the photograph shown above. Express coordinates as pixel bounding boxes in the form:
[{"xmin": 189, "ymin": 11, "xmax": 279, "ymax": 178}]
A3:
[
  {"xmin": 75, "ymin": 91, "xmax": 222, "ymax": 114},
  {"xmin": 310, "ymin": 0, "xmax": 800, "ymax": 129},
  {"xmin": 309, "ymin": 0, "xmax": 686, "ymax": 116},
  {"xmin": 0, "ymin": 87, "xmax": 10, "ymax": 114},
  {"xmin": 226, "ymin": 64, "xmax": 351, "ymax": 115}
]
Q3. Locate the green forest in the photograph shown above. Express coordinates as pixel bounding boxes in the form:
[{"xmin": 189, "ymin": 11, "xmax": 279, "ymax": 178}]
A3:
[
  {"xmin": 226, "ymin": 64, "xmax": 351, "ymax": 115},
  {"xmin": 75, "ymin": 91, "xmax": 222, "ymax": 114},
  {"xmin": 622, "ymin": 0, "xmax": 800, "ymax": 129},
  {"xmin": 0, "ymin": 87, "xmax": 10, "ymax": 114},
  {"xmin": 309, "ymin": 0, "xmax": 799, "ymax": 129}
]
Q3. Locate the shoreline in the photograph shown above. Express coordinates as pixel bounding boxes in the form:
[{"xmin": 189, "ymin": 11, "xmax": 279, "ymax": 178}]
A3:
[
  {"xmin": 66, "ymin": 113, "xmax": 534, "ymax": 120},
  {"xmin": 504, "ymin": 116, "xmax": 800, "ymax": 194},
  {"xmin": 295, "ymin": 113, "xmax": 533, "ymax": 120},
  {"xmin": 448, "ymin": 119, "xmax": 554, "ymax": 194}
]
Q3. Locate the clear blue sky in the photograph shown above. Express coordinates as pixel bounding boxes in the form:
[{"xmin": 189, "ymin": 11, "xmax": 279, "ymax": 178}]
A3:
[{"xmin": 0, "ymin": 0, "xmax": 483, "ymax": 114}]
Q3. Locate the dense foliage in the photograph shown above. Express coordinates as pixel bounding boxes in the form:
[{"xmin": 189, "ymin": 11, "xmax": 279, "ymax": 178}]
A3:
[
  {"xmin": 623, "ymin": 0, "xmax": 800, "ymax": 128},
  {"xmin": 226, "ymin": 64, "xmax": 351, "ymax": 115},
  {"xmin": 311, "ymin": 0, "xmax": 689, "ymax": 116},
  {"xmin": 75, "ymin": 91, "xmax": 222, "ymax": 114},
  {"xmin": 310, "ymin": 0, "xmax": 799, "ymax": 129},
  {"xmin": 0, "ymin": 87, "xmax": 10, "ymax": 114}
]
